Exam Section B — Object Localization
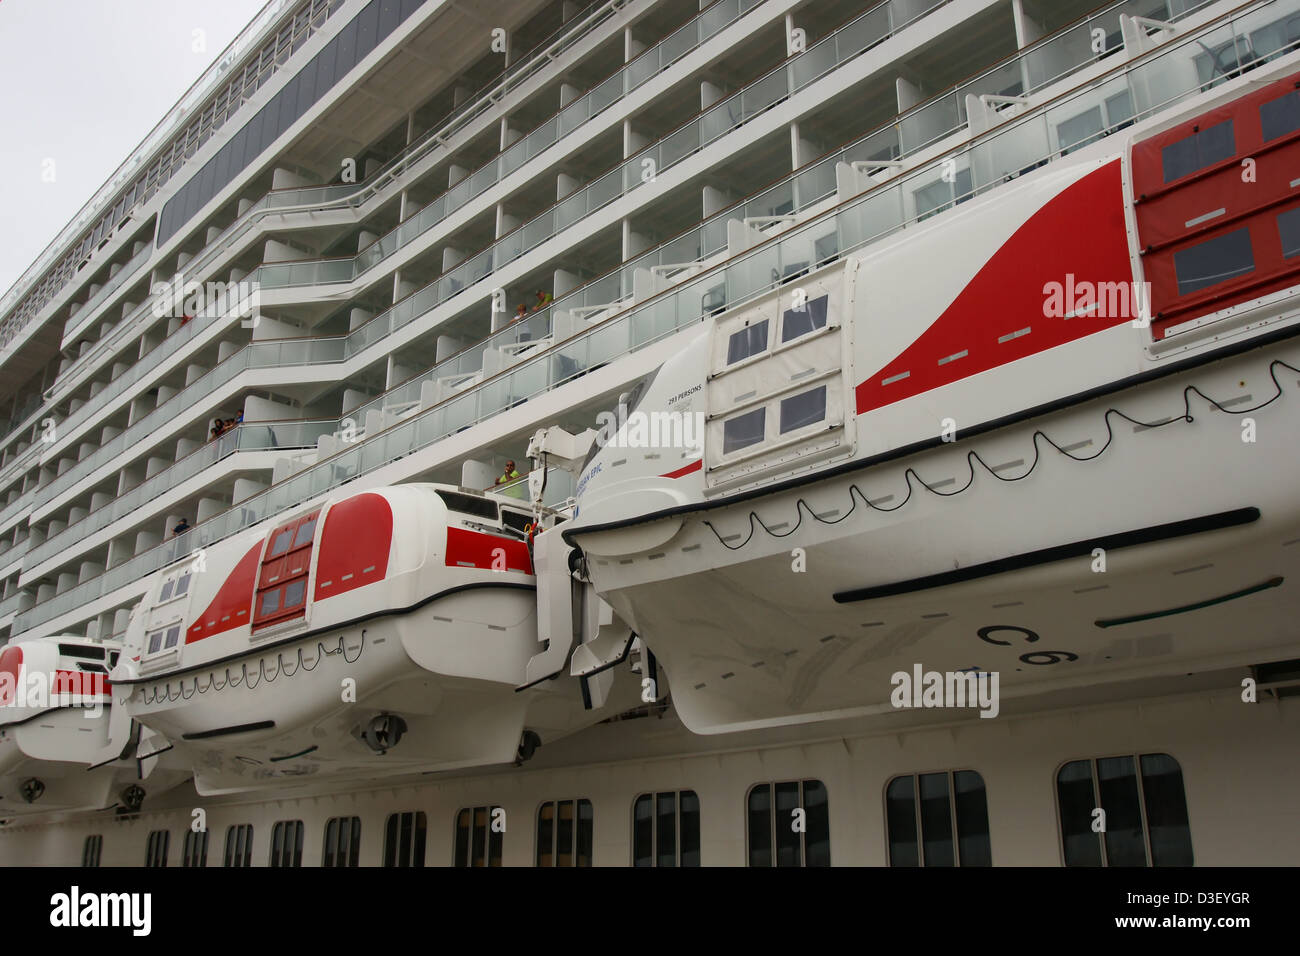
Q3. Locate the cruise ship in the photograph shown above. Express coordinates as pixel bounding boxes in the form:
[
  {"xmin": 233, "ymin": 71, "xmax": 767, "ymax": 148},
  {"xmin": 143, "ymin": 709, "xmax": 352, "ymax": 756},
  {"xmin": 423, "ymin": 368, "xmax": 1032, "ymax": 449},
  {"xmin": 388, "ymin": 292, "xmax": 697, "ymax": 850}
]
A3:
[{"xmin": 0, "ymin": 0, "xmax": 1297, "ymax": 869}]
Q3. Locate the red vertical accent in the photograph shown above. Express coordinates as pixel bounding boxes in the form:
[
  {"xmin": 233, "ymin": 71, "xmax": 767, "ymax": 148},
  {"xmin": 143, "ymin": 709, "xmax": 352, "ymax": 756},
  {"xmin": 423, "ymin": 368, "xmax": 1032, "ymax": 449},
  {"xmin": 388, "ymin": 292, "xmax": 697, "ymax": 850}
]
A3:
[
  {"xmin": 855, "ymin": 161, "xmax": 1133, "ymax": 415},
  {"xmin": 313, "ymin": 493, "xmax": 394, "ymax": 601},
  {"xmin": 445, "ymin": 527, "xmax": 534, "ymax": 574},
  {"xmin": 187, "ymin": 543, "xmax": 262, "ymax": 643},
  {"xmin": 0, "ymin": 646, "xmax": 22, "ymax": 706},
  {"xmin": 253, "ymin": 511, "xmax": 319, "ymax": 631}
]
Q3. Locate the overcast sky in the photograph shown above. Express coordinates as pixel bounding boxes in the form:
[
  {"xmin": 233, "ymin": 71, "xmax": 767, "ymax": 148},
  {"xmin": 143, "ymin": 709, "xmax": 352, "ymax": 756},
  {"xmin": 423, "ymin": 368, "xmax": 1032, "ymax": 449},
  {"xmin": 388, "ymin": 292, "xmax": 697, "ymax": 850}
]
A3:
[{"xmin": 0, "ymin": 0, "xmax": 269, "ymax": 299}]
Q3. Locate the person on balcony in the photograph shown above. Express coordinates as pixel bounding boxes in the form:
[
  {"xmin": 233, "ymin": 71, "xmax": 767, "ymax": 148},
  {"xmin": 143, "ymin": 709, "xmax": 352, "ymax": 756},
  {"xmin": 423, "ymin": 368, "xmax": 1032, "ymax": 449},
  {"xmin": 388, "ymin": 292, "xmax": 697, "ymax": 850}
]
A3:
[
  {"xmin": 532, "ymin": 290, "xmax": 552, "ymax": 311},
  {"xmin": 172, "ymin": 518, "xmax": 190, "ymax": 537},
  {"xmin": 494, "ymin": 461, "xmax": 520, "ymax": 486}
]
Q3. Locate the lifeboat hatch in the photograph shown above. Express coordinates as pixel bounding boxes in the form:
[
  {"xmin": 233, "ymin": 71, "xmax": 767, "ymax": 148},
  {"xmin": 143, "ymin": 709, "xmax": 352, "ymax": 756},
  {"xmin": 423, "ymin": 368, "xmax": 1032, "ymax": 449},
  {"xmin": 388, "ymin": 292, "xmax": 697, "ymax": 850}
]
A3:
[
  {"xmin": 705, "ymin": 262, "xmax": 856, "ymax": 489},
  {"xmin": 252, "ymin": 510, "xmax": 319, "ymax": 635}
]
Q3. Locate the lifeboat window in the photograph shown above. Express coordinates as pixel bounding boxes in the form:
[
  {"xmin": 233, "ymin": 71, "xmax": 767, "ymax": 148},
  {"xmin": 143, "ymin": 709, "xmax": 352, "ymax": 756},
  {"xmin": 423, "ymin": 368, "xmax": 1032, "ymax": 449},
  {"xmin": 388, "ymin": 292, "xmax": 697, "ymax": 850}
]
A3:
[
  {"xmin": 268, "ymin": 528, "xmax": 293, "ymax": 558},
  {"xmin": 383, "ymin": 811, "xmax": 427, "ymax": 867},
  {"xmin": 726, "ymin": 320, "xmax": 769, "ymax": 365},
  {"xmin": 435, "ymin": 489, "xmax": 498, "ymax": 521},
  {"xmin": 632, "ymin": 791, "xmax": 699, "ymax": 867},
  {"xmin": 175, "ymin": 572, "xmax": 191, "ymax": 597},
  {"xmin": 146, "ymin": 630, "xmax": 165, "ymax": 654},
  {"xmin": 885, "ymin": 770, "xmax": 991, "ymax": 866},
  {"xmin": 159, "ymin": 579, "xmax": 175, "ymax": 602},
  {"xmin": 779, "ymin": 386, "xmax": 827, "ymax": 434},
  {"xmin": 722, "ymin": 407, "xmax": 766, "ymax": 455},
  {"xmin": 164, "ymin": 626, "xmax": 181, "ymax": 649},
  {"xmin": 1172, "ymin": 227, "xmax": 1254, "ymax": 295},
  {"xmin": 454, "ymin": 806, "xmax": 503, "ymax": 867},
  {"xmin": 292, "ymin": 516, "xmax": 318, "ymax": 548},
  {"xmin": 82, "ymin": 835, "xmax": 103, "ymax": 868},
  {"xmin": 109, "ymin": 651, "xmax": 119, "ymax": 668},
  {"xmin": 269, "ymin": 820, "xmax": 304, "ymax": 867},
  {"xmin": 1161, "ymin": 119, "xmax": 1235, "ymax": 183},
  {"xmin": 537, "ymin": 799, "xmax": 593, "ymax": 867},
  {"xmin": 747, "ymin": 780, "xmax": 829, "ymax": 867},
  {"xmin": 1279, "ymin": 206, "xmax": 1300, "ymax": 258},
  {"xmin": 181, "ymin": 829, "xmax": 209, "ymax": 868},
  {"xmin": 322, "ymin": 816, "xmax": 362, "ymax": 867},
  {"xmin": 259, "ymin": 589, "xmax": 281, "ymax": 617},
  {"xmin": 781, "ymin": 294, "xmax": 828, "ymax": 343},
  {"xmin": 144, "ymin": 830, "xmax": 169, "ymax": 868},
  {"xmin": 224, "ymin": 825, "xmax": 254, "ymax": 868},
  {"xmin": 1260, "ymin": 89, "xmax": 1300, "ymax": 141},
  {"xmin": 1056, "ymin": 753, "xmax": 1193, "ymax": 866},
  {"xmin": 283, "ymin": 579, "xmax": 306, "ymax": 611}
]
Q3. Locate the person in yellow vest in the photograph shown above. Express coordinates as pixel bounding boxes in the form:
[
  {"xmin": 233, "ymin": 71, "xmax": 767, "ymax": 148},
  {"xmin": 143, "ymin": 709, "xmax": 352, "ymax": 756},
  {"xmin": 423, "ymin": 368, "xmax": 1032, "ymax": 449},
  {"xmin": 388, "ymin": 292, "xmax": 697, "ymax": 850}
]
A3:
[{"xmin": 494, "ymin": 460, "xmax": 520, "ymax": 486}]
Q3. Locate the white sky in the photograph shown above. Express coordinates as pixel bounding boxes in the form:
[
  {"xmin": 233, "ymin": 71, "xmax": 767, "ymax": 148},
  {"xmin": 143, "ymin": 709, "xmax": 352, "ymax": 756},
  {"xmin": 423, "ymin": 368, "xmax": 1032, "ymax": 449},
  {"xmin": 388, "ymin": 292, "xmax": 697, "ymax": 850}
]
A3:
[{"xmin": 0, "ymin": 0, "xmax": 269, "ymax": 299}]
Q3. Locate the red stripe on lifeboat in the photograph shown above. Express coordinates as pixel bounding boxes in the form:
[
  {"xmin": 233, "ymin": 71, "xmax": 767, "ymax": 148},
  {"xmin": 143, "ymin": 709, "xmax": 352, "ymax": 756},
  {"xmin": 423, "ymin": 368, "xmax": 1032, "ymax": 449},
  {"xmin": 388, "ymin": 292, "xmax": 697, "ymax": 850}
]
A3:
[
  {"xmin": 313, "ymin": 492, "xmax": 393, "ymax": 601},
  {"xmin": 445, "ymin": 527, "xmax": 534, "ymax": 574},
  {"xmin": 661, "ymin": 459, "xmax": 702, "ymax": 479},
  {"xmin": 187, "ymin": 543, "xmax": 262, "ymax": 643},
  {"xmin": 52, "ymin": 670, "xmax": 110, "ymax": 697},
  {"xmin": 854, "ymin": 160, "xmax": 1133, "ymax": 415},
  {"xmin": 0, "ymin": 646, "xmax": 22, "ymax": 706}
]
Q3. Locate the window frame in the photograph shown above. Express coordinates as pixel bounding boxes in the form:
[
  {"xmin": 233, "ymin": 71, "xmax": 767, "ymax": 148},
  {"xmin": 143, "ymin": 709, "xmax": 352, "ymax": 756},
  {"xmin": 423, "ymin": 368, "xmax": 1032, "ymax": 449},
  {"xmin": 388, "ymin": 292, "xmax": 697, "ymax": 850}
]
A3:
[
  {"xmin": 883, "ymin": 769, "xmax": 993, "ymax": 867},
  {"xmin": 383, "ymin": 811, "xmax": 427, "ymax": 867},
  {"xmin": 269, "ymin": 819, "xmax": 305, "ymax": 867},
  {"xmin": 745, "ymin": 780, "xmax": 830, "ymax": 868},
  {"xmin": 182, "ymin": 828, "xmax": 209, "ymax": 867},
  {"xmin": 631, "ymin": 789, "xmax": 701, "ymax": 867},
  {"xmin": 144, "ymin": 830, "xmax": 169, "ymax": 868},
  {"xmin": 453, "ymin": 805, "xmax": 504, "ymax": 867},
  {"xmin": 322, "ymin": 815, "xmax": 362, "ymax": 867},
  {"xmin": 82, "ymin": 834, "xmax": 103, "ymax": 867},
  {"xmin": 224, "ymin": 824, "xmax": 254, "ymax": 867},
  {"xmin": 536, "ymin": 798, "xmax": 594, "ymax": 867}
]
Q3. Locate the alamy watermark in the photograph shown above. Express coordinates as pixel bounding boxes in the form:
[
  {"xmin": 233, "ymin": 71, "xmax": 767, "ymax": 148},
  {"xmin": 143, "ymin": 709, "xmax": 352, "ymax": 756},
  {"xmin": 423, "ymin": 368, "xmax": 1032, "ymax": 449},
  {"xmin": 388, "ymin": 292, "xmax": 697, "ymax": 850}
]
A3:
[
  {"xmin": 150, "ymin": 271, "xmax": 260, "ymax": 326},
  {"xmin": 890, "ymin": 664, "xmax": 1000, "ymax": 718},
  {"xmin": 0, "ymin": 670, "xmax": 106, "ymax": 718}
]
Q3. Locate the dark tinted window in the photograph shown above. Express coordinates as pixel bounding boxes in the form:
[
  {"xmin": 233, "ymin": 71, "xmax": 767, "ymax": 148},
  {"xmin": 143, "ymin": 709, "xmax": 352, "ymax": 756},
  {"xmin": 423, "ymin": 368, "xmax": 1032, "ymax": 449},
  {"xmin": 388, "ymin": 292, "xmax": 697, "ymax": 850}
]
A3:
[
  {"xmin": 454, "ymin": 806, "xmax": 503, "ymax": 866},
  {"xmin": 1278, "ymin": 205, "xmax": 1300, "ymax": 259},
  {"xmin": 383, "ymin": 811, "xmax": 426, "ymax": 867},
  {"xmin": 1260, "ymin": 90, "xmax": 1300, "ymax": 142},
  {"xmin": 322, "ymin": 816, "xmax": 362, "ymax": 867},
  {"xmin": 779, "ymin": 386, "xmax": 827, "ymax": 433},
  {"xmin": 886, "ymin": 771, "xmax": 991, "ymax": 866},
  {"xmin": 782, "ymin": 294, "xmax": 828, "ymax": 342},
  {"xmin": 747, "ymin": 780, "xmax": 830, "ymax": 866},
  {"xmin": 722, "ymin": 408, "xmax": 765, "ymax": 454},
  {"xmin": 269, "ymin": 820, "xmax": 304, "ymax": 867},
  {"xmin": 182, "ymin": 829, "xmax": 209, "ymax": 867},
  {"xmin": 1173, "ymin": 227, "xmax": 1254, "ymax": 295},
  {"xmin": 1056, "ymin": 754, "xmax": 1193, "ymax": 866},
  {"xmin": 727, "ymin": 320, "xmax": 769, "ymax": 364},
  {"xmin": 1161, "ymin": 119, "xmax": 1235, "ymax": 183},
  {"xmin": 632, "ymin": 791, "xmax": 700, "ymax": 867},
  {"xmin": 224, "ymin": 825, "xmax": 253, "ymax": 867},
  {"xmin": 536, "ymin": 799, "xmax": 593, "ymax": 867}
]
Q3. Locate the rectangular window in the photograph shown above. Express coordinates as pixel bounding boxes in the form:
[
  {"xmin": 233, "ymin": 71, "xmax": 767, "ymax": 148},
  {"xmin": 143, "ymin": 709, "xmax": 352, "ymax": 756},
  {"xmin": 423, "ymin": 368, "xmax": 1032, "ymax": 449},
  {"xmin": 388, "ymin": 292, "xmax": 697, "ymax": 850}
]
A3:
[
  {"xmin": 145, "ymin": 830, "xmax": 169, "ymax": 868},
  {"xmin": 747, "ymin": 781, "xmax": 829, "ymax": 867},
  {"xmin": 322, "ymin": 816, "xmax": 362, "ymax": 867},
  {"xmin": 146, "ymin": 630, "xmax": 164, "ymax": 654},
  {"xmin": 1260, "ymin": 90, "xmax": 1300, "ymax": 142},
  {"xmin": 383, "ymin": 811, "xmax": 426, "ymax": 867},
  {"xmin": 1161, "ymin": 119, "xmax": 1235, "ymax": 183},
  {"xmin": 886, "ymin": 771, "xmax": 991, "ymax": 866},
  {"xmin": 164, "ymin": 626, "xmax": 181, "ymax": 649},
  {"xmin": 726, "ymin": 320, "xmax": 769, "ymax": 365},
  {"xmin": 632, "ymin": 791, "xmax": 700, "ymax": 867},
  {"xmin": 159, "ymin": 579, "xmax": 175, "ymax": 602},
  {"xmin": 454, "ymin": 806, "xmax": 503, "ymax": 867},
  {"xmin": 722, "ymin": 408, "xmax": 766, "ymax": 455},
  {"xmin": 536, "ymin": 799, "xmax": 593, "ymax": 866},
  {"xmin": 1173, "ymin": 227, "xmax": 1254, "ymax": 295},
  {"xmin": 1056, "ymin": 753, "xmax": 1193, "ymax": 866},
  {"xmin": 779, "ymin": 386, "xmax": 827, "ymax": 434},
  {"xmin": 175, "ymin": 572, "xmax": 191, "ymax": 597},
  {"xmin": 224, "ymin": 825, "xmax": 254, "ymax": 867},
  {"xmin": 182, "ymin": 829, "xmax": 209, "ymax": 867},
  {"xmin": 781, "ymin": 295, "xmax": 829, "ymax": 342},
  {"xmin": 82, "ymin": 835, "xmax": 103, "ymax": 867},
  {"xmin": 269, "ymin": 820, "xmax": 304, "ymax": 867},
  {"xmin": 1278, "ymin": 205, "xmax": 1300, "ymax": 259}
]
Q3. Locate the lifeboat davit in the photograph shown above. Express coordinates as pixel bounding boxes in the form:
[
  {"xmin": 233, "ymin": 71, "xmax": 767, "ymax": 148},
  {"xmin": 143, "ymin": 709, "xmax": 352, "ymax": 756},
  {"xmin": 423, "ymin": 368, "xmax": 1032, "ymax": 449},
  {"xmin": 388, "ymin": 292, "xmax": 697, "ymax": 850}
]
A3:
[
  {"xmin": 0, "ymin": 636, "xmax": 184, "ymax": 817},
  {"xmin": 112, "ymin": 483, "xmax": 638, "ymax": 794}
]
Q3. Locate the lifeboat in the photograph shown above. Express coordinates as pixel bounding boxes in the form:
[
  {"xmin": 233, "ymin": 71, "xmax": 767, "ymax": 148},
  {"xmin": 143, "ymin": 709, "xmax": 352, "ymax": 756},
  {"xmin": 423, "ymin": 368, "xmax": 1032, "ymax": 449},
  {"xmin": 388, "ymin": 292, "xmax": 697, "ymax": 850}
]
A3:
[
  {"xmin": 112, "ymin": 483, "xmax": 639, "ymax": 795},
  {"xmin": 0, "ymin": 635, "xmax": 184, "ymax": 817},
  {"xmin": 560, "ymin": 64, "xmax": 1300, "ymax": 734}
]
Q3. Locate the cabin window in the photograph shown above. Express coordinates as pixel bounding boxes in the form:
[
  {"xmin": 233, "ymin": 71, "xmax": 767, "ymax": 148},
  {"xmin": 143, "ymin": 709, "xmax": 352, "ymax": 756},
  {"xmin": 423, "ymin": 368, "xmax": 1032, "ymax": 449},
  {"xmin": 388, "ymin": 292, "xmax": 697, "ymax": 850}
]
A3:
[
  {"xmin": 174, "ymin": 572, "xmax": 191, "ymax": 597},
  {"xmin": 82, "ymin": 835, "xmax": 103, "ymax": 867},
  {"xmin": 159, "ymin": 579, "xmax": 175, "ymax": 602},
  {"xmin": 885, "ymin": 771, "xmax": 991, "ymax": 866},
  {"xmin": 537, "ymin": 799, "xmax": 593, "ymax": 867},
  {"xmin": 1173, "ymin": 227, "xmax": 1254, "ymax": 295},
  {"xmin": 781, "ymin": 294, "xmax": 828, "ymax": 343},
  {"xmin": 146, "ymin": 630, "xmax": 164, "ymax": 654},
  {"xmin": 454, "ymin": 806, "xmax": 503, "ymax": 867},
  {"xmin": 632, "ymin": 791, "xmax": 699, "ymax": 867},
  {"xmin": 182, "ymin": 829, "xmax": 209, "ymax": 867},
  {"xmin": 322, "ymin": 816, "xmax": 362, "ymax": 867},
  {"xmin": 747, "ymin": 780, "xmax": 829, "ymax": 867},
  {"xmin": 269, "ymin": 820, "xmax": 304, "ymax": 867},
  {"xmin": 224, "ymin": 825, "xmax": 254, "ymax": 867},
  {"xmin": 779, "ymin": 386, "xmax": 827, "ymax": 434},
  {"xmin": 726, "ymin": 320, "xmax": 769, "ymax": 365},
  {"xmin": 383, "ymin": 811, "xmax": 426, "ymax": 867},
  {"xmin": 164, "ymin": 625, "xmax": 181, "ymax": 650},
  {"xmin": 1260, "ymin": 90, "xmax": 1300, "ymax": 141},
  {"xmin": 1278, "ymin": 205, "xmax": 1300, "ymax": 258},
  {"xmin": 1056, "ymin": 753, "xmax": 1193, "ymax": 866},
  {"xmin": 722, "ymin": 408, "xmax": 766, "ymax": 455},
  {"xmin": 1161, "ymin": 119, "xmax": 1235, "ymax": 183},
  {"xmin": 144, "ymin": 830, "xmax": 169, "ymax": 868}
]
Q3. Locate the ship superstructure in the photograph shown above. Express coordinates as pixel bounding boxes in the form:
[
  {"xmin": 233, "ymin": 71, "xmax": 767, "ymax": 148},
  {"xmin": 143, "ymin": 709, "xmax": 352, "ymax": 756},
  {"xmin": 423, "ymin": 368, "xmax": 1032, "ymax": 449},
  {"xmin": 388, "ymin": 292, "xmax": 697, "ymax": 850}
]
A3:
[{"xmin": 0, "ymin": 0, "xmax": 1297, "ymax": 866}]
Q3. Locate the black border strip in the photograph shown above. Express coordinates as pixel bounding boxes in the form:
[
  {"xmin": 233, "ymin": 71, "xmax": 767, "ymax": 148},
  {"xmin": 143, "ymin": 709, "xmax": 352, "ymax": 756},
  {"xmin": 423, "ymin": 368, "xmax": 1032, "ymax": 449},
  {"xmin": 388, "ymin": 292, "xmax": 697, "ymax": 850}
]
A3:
[
  {"xmin": 182, "ymin": 720, "xmax": 275, "ymax": 741},
  {"xmin": 833, "ymin": 507, "xmax": 1260, "ymax": 603},
  {"xmin": 563, "ymin": 322, "xmax": 1300, "ymax": 544},
  {"xmin": 1095, "ymin": 575, "xmax": 1284, "ymax": 628},
  {"xmin": 112, "ymin": 580, "xmax": 536, "ymax": 685}
]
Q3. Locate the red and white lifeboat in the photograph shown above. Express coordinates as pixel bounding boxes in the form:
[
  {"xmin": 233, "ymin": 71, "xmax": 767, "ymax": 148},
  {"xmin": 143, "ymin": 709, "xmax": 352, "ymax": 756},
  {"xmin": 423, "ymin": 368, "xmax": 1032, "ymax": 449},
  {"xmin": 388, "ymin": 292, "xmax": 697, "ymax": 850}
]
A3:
[{"xmin": 114, "ymin": 483, "xmax": 637, "ymax": 795}]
